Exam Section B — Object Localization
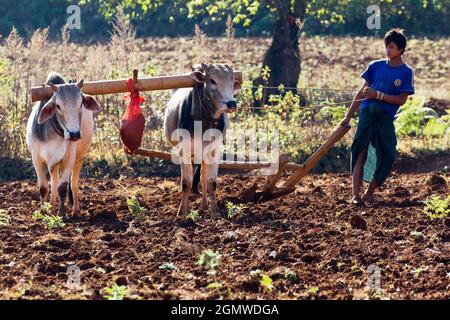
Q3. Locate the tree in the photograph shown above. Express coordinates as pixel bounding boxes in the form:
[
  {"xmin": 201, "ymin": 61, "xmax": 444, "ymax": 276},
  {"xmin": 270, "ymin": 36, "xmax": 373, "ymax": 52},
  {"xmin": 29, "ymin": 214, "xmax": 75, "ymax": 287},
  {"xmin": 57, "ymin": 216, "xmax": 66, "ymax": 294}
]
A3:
[{"xmin": 80, "ymin": 1, "xmax": 368, "ymax": 105}]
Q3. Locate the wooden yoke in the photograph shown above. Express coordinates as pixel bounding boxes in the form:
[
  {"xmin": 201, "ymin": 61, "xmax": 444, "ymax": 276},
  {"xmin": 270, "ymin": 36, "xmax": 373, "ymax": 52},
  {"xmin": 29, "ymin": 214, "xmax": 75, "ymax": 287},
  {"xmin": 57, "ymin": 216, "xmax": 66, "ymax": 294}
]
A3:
[{"xmin": 31, "ymin": 71, "xmax": 243, "ymax": 102}]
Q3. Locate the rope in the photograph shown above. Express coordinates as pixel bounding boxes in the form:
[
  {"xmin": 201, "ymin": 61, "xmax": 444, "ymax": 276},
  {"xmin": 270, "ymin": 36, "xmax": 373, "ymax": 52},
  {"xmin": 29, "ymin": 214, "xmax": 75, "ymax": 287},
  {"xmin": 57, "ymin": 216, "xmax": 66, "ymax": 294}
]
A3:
[
  {"xmin": 247, "ymin": 85, "xmax": 358, "ymax": 92},
  {"xmin": 238, "ymin": 97, "xmax": 366, "ymax": 112}
]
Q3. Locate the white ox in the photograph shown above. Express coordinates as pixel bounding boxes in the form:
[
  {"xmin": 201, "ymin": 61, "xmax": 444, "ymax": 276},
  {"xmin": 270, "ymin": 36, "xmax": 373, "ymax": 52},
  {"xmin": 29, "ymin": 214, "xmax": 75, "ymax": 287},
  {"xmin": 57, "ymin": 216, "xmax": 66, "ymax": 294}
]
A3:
[{"xmin": 26, "ymin": 72, "xmax": 100, "ymax": 216}]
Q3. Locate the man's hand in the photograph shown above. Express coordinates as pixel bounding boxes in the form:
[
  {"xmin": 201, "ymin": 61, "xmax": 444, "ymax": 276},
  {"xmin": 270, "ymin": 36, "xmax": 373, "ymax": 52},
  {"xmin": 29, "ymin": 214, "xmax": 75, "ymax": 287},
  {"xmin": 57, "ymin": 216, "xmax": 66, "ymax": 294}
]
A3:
[{"xmin": 362, "ymin": 86, "xmax": 378, "ymax": 99}]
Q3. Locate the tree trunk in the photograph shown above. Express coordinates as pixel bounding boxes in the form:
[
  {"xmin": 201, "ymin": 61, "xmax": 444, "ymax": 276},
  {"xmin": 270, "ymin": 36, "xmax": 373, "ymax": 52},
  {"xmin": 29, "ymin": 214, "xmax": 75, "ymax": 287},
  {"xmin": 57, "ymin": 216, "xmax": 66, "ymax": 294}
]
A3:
[{"xmin": 253, "ymin": 0, "xmax": 306, "ymax": 107}]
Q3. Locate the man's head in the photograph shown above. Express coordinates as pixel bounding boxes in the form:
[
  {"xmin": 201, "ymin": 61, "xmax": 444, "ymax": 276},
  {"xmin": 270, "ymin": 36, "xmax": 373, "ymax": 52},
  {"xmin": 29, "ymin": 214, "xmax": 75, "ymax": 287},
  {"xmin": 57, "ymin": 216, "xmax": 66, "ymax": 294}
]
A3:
[{"xmin": 384, "ymin": 28, "xmax": 407, "ymax": 59}]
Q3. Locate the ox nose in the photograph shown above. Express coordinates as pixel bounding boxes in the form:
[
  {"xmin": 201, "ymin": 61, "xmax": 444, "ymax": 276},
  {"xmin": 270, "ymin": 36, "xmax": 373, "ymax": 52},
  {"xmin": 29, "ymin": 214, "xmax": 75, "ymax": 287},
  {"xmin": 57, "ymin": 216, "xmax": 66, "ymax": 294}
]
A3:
[
  {"xmin": 226, "ymin": 100, "xmax": 237, "ymax": 111},
  {"xmin": 69, "ymin": 131, "xmax": 81, "ymax": 141}
]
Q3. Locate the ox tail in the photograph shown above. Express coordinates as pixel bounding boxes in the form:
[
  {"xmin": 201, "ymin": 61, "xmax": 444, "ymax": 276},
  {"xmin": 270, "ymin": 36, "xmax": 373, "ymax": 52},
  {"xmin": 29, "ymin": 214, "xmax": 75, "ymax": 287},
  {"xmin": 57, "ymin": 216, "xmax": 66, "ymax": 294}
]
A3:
[
  {"xmin": 68, "ymin": 174, "xmax": 74, "ymax": 206},
  {"xmin": 192, "ymin": 164, "xmax": 201, "ymax": 194}
]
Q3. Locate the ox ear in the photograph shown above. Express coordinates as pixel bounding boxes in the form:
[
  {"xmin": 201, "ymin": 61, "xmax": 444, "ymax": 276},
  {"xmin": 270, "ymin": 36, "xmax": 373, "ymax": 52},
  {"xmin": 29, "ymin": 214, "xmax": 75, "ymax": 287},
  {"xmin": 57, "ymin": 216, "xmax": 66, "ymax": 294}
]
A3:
[
  {"xmin": 82, "ymin": 94, "xmax": 100, "ymax": 111},
  {"xmin": 190, "ymin": 70, "xmax": 206, "ymax": 84},
  {"xmin": 201, "ymin": 63, "xmax": 209, "ymax": 72},
  {"xmin": 233, "ymin": 80, "xmax": 242, "ymax": 95},
  {"xmin": 38, "ymin": 99, "xmax": 57, "ymax": 124},
  {"xmin": 192, "ymin": 64, "xmax": 202, "ymax": 71}
]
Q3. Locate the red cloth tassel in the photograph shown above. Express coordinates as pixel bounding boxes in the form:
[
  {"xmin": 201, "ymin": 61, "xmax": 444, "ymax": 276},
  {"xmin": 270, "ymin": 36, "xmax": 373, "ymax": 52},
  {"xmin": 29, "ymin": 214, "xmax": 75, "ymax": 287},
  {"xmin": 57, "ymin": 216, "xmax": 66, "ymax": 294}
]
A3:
[{"xmin": 120, "ymin": 78, "xmax": 145, "ymax": 153}]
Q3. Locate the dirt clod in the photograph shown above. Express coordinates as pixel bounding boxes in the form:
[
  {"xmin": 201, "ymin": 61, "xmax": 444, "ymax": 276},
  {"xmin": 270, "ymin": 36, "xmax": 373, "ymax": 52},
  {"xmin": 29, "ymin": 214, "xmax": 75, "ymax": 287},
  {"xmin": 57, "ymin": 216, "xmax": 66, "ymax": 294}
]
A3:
[
  {"xmin": 349, "ymin": 215, "xmax": 367, "ymax": 230},
  {"xmin": 427, "ymin": 174, "xmax": 447, "ymax": 187}
]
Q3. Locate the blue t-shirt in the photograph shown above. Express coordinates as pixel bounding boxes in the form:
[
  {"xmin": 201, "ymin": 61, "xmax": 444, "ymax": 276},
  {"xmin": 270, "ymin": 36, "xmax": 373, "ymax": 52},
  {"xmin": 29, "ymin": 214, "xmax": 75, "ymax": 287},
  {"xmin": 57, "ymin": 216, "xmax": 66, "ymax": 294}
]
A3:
[{"xmin": 361, "ymin": 59, "xmax": 415, "ymax": 120}]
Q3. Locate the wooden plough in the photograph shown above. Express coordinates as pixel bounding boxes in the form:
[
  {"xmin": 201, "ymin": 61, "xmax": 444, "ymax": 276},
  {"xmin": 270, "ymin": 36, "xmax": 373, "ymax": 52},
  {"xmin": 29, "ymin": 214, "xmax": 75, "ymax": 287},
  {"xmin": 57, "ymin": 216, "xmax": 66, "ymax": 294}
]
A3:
[
  {"xmin": 133, "ymin": 123, "xmax": 350, "ymax": 203},
  {"xmin": 31, "ymin": 69, "xmax": 351, "ymax": 203}
]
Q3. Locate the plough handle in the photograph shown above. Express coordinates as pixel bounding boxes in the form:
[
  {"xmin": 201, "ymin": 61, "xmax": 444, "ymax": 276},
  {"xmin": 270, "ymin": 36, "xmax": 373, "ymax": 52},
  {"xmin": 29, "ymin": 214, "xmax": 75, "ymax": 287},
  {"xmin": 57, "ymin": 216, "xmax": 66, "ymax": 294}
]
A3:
[{"xmin": 283, "ymin": 124, "xmax": 351, "ymax": 189}]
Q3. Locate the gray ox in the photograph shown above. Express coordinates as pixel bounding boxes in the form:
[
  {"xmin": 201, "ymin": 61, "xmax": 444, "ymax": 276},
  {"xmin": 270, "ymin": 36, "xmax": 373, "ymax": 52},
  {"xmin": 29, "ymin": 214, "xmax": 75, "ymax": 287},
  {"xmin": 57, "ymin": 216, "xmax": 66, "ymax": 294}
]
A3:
[
  {"xmin": 164, "ymin": 63, "xmax": 241, "ymax": 217},
  {"xmin": 26, "ymin": 72, "xmax": 100, "ymax": 216}
]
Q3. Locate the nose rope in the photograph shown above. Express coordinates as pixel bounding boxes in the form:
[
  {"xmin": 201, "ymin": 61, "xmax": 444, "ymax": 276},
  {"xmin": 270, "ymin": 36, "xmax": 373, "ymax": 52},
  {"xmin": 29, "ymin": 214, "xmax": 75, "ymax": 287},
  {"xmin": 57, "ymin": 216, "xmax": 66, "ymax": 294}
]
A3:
[{"xmin": 52, "ymin": 108, "xmax": 83, "ymax": 140}]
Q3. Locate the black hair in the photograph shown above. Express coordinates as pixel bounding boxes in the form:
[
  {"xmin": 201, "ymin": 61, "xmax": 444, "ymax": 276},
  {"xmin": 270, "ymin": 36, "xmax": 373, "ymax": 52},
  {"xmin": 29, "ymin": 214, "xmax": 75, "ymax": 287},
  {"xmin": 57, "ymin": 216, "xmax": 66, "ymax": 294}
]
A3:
[{"xmin": 384, "ymin": 28, "xmax": 407, "ymax": 54}]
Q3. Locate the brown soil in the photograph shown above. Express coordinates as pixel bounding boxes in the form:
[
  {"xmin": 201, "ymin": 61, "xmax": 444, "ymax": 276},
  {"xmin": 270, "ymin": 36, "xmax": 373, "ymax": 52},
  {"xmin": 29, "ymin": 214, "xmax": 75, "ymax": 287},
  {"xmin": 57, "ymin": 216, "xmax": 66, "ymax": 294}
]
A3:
[{"xmin": 0, "ymin": 172, "xmax": 448, "ymax": 300}]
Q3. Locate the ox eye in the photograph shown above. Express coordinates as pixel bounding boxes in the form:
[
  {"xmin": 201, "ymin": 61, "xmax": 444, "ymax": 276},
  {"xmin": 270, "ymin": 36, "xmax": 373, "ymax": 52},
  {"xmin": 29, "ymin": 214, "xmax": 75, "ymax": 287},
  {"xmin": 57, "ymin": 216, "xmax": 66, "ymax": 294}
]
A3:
[
  {"xmin": 210, "ymin": 79, "xmax": 217, "ymax": 85},
  {"xmin": 56, "ymin": 105, "xmax": 61, "ymax": 110}
]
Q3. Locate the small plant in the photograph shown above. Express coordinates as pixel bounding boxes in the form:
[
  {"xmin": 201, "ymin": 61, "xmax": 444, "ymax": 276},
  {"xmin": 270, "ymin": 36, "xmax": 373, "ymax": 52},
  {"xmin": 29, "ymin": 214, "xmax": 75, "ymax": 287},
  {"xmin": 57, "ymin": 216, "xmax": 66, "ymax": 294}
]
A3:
[
  {"xmin": 127, "ymin": 195, "xmax": 147, "ymax": 221},
  {"xmin": 409, "ymin": 230, "xmax": 425, "ymax": 241},
  {"xmin": 197, "ymin": 249, "xmax": 222, "ymax": 289},
  {"xmin": 422, "ymin": 195, "xmax": 449, "ymax": 220},
  {"xmin": 33, "ymin": 202, "xmax": 52, "ymax": 215},
  {"xmin": 103, "ymin": 283, "xmax": 127, "ymax": 300},
  {"xmin": 306, "ymin": 286, "xmax": 319, "ymax": 295},
  {"xmin": 410, "ymin": 230, "xmax": 424, "ymax": 237},
  {"xmin": 371, "ymin": 288, "xmax": 388, "ymax": 300},
  {"xmin": 351, "ymin": 264, "xmax": 360, "ymax": 273},
  {"xmin": 186, "ymin": 209, "xmax": 199, "ymax": 222},
  {"xmin": 32, "ymin": 203, "xmax": 65, "ymax": 229},
  {"xmin": 0, "ymin": 209, "xmax": 11, "ymax": 226},
  {"xmin": 226, "ymin": 202, "xmax": 245, "ymax": 220},
  {"xmin": 411, "ymin": 266, "xmax": 427, "ymax": 278},
  {"xmin": 284, "ymin": 268, "xmax": 298, "ymax": 282},
  {"xmin": 260, "ymin": 274, "xmax": 274, "ymax": 292},
  {"xmin": 159, "ymin": 263, "xmax": 178, "ymax": 271}
]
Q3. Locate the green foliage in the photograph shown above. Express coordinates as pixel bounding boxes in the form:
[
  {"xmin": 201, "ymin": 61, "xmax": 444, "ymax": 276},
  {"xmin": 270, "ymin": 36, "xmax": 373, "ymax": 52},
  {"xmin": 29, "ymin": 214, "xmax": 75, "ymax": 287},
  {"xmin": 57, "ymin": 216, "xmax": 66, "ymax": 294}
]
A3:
[
  {"xmin": 395, "ymin": 97, "xmax": 440, "ymax": 137},
  {"xmin": 261, "ymin": 65, "xmax": 271, "ymax": 82},
  {"xmin": 32, "ymin": 203, "xmax": 65, "ymax": 229},
  {"xmin": 226, "ymin": 202, "xmax": 244, "ymax": 220},
  {"xmin": 159, "ymin": 263, "xmax": 178, "ymax": 271},
  {"xmin": 422, "ymin": 195, "xmax": 449, "ymax": 220},
  {"xmin": 0, "ymin": 57, "xmax": 14, "ymax": 90},
  {"xmin": 423, "ymin": 111, "xmax": 449, "ymax": 137},
  {"xmin": 284, "ymin": 269, "xmax": 298, "ymax": 282},
  {"xmin": 103, "ymin": 283, "xmax": 127, "ymax": 300},
  {"xmin": 126, "ymin": 195, "xmax": 147, "ymax": 221},
  {"xmin": 318, "ymin": 106, "xmax": 348, "ymax": 125},
  {"xmin": 411, "ymin": 266, "xmax": 427, "ymax": 278},
  {"xmin": 186, "ymin": 209, "xmax": 199, "ymax": 221},
  {"xmin": 260, "ymin": 274, "xmax": 274, "ymax": 292},
  {"xmin": 305, "ymin": 286, "xmax": 319, "ymax": 295},
  {"xmin": 250, "ymin": 270, "xmax": 275, "ymax": 292},
  {"xmin": 198, "ymin": 249, "xmax": 222, "ymax": 290},
  {"xmin": 73, "ymin": 0, "xmax": 450, "ymax": 37},
  {"xmin": 197, "ymin": 249, "xmax": 221, "ymax": 271}
]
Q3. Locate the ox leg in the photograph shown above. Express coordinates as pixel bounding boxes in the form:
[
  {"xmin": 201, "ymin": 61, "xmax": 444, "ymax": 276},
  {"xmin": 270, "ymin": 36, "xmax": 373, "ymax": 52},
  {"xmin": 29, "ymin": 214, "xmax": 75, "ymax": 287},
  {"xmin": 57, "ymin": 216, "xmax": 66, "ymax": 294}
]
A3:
[
  {"xmin": 200, "ymin": 162, "xmax": 209, "ymax": 211},
  {"xmin": 32, "ymin": 154, "xmax": 49, "ymax": 203},
  {"xmin": 70, "ymin": 159, "xmax": 83, "ymax": 216},
  {"xmin": 178, "ymin": 163, "xmax": 193, "ymax": 217},
  {"xmin": 57, "ymin": 155, "xmax": 76, "ymax": 217},
  {"xmin": 207, "ymin": 163, "xmax": 221, "ymax": 218},
  {"xmin": 49, "ymin": 164, "xmax": 60, "ymax": 211}
]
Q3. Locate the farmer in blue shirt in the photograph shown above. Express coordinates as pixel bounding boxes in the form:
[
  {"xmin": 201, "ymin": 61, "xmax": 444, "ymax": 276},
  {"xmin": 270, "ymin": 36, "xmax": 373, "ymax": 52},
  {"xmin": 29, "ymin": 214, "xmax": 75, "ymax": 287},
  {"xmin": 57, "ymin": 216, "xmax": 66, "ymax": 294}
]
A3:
[{"xmin": 341, "ymin": 28, "xmax": 415, "ymax": 205}]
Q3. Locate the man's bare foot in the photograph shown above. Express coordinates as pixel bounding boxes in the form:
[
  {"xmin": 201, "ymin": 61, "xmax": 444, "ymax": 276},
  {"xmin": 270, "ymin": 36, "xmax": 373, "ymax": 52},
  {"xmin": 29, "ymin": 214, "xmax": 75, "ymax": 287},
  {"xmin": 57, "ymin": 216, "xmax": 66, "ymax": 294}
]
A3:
[{"xmin": 351, "ymin": 195, "xmax": 362, "ymax": 205}]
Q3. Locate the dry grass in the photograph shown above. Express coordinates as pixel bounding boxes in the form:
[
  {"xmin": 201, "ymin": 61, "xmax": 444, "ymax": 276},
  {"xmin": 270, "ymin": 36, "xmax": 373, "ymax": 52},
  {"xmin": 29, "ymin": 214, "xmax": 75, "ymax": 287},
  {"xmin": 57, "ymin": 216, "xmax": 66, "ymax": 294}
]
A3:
[{"xmin": 0, "ymin": 18, "xmax": 448, "ymax": 172}]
